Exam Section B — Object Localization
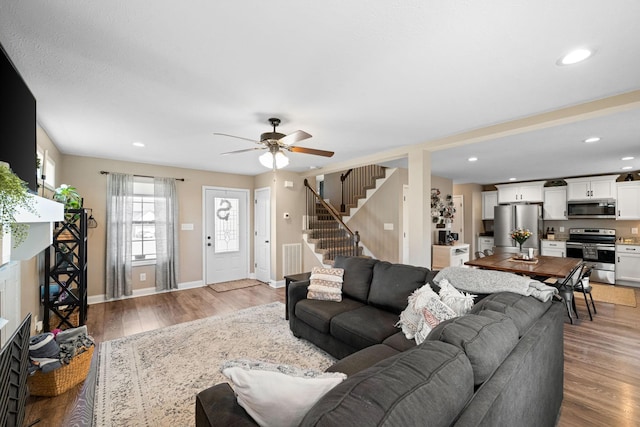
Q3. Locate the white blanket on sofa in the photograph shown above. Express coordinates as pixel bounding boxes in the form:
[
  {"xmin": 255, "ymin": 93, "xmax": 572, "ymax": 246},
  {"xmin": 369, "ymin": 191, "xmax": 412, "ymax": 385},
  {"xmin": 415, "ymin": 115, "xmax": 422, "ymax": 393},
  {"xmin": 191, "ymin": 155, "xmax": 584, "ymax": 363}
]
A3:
[{"xmin": 433, "ymin": 267, "xmax": 559, "ymax": 302}]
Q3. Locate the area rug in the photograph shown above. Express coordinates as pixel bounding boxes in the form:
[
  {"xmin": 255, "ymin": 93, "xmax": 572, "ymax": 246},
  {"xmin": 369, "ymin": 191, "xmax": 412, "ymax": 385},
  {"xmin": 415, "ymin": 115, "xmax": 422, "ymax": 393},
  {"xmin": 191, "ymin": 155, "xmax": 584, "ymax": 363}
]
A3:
[
  {"xmin": 208, "ymin": 278, "xmax": 262, "ymax": 292},
  {"xmin": 78, "ymin": 302, "xmax": 333, "ymax": 426},
  {"xmin": 590, "ymin": 283, "xmax": 637, "ymax": 307}
]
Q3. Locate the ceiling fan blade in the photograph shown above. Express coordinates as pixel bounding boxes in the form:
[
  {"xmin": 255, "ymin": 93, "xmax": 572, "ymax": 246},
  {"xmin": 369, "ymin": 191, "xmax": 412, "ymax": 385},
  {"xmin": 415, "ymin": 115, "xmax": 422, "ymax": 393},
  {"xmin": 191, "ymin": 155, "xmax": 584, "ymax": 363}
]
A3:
[
  {"xmin": 213, "ymin": 133, "xmax": 262, "ymax": 144},
  {"xmin": 278, "ymin": 130, "xmax": 312, "ymax": 146},
  {"xmin": 220, "ymin": 147, "xmax": 266, "ymax": 155},
  {"xmin": 287, "ymin": 146, "xmax": 334, "ymax": 157}
]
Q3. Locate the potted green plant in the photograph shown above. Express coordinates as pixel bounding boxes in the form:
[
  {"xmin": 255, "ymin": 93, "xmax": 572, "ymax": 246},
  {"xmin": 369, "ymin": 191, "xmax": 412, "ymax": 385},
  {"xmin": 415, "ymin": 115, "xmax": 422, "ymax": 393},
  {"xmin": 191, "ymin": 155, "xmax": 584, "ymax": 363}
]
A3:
[
  {"xmin": 0, "ymin": 162, "xmax": 35, "ymax": 247},
  {"xmin": 53, "ymin": 184, "xmax": 82, "ymax": 222}
]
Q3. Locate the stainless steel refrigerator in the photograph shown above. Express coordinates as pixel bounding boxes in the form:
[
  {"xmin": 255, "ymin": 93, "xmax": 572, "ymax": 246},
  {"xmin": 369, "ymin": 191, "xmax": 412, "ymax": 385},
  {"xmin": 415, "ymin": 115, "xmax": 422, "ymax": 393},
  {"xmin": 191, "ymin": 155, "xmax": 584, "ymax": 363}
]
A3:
[{"xmin": 493, "ymin": 204, "xmax": 543, "ymax": 255}]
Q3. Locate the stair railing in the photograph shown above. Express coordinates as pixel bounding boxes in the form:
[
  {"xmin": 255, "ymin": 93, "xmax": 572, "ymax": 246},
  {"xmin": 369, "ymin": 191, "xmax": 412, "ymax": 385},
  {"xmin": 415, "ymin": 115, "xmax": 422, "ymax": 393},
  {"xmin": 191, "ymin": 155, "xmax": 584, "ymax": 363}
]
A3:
[
  {"xmin": 304, "ymin": 179, "xmax": 361, "ymax": 261},
  {"xmin": 338, "ymin": 164, "xmax": 386, "ymax": 213}
]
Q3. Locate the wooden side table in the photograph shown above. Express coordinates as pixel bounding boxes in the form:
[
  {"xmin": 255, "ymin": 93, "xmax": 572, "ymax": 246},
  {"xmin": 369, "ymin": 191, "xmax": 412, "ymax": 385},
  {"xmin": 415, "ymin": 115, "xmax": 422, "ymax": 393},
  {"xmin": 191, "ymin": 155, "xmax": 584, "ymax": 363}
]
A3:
[{"xmin": 284, "ymin": 272, "xmax": 311, "ymax": 320}]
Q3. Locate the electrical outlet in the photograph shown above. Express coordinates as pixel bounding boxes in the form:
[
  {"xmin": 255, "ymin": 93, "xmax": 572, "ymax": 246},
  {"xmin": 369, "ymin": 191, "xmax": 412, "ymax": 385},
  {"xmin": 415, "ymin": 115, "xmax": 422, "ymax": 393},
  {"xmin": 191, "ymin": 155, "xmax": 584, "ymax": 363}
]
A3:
[
  {"xmin": 632, "ymin": 228, "xmax": 638, "ymax": 235},
  {"xmin": 140, "ymin": 273, "xmax": 147, "ymax": 281},
  {"xmin": 559, "ymin": 226, "xmax": 565, "ymax": 233}
]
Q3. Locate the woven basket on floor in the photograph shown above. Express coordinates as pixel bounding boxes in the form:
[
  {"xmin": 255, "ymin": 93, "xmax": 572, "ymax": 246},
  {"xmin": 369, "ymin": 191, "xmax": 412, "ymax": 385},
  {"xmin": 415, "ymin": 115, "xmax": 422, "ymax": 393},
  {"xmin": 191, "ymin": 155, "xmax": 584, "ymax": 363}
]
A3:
[
  {"xmin": 48, "ymin": 308, "xmax": 79, "ymax": 331},
  {"xmin": 28, "ymin": 346, "xmax": 94, "ymax": 397}
]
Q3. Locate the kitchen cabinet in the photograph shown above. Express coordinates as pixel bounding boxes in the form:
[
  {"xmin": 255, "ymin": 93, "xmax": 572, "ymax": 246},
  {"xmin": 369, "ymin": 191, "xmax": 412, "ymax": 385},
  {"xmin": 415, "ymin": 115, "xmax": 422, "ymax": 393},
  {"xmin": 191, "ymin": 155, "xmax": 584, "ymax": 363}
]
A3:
[
  {"xmin": 616, "ymin": 181, "xmax": 640, "ymax": 220},
  {"xmin": 432, "ymin": 244, "xmax": 470, "ymax": 270},
  {"xmin": 477, "ymin": 236, "xmax": 494, "ymax": 254},
  {"xmin": 543, "ymin": 187, "xmax": 567, "ymax": 220},
  {"xmin": 482, "ymin": 191, "xmax": 498, "ymax": 219},
  {"xmin": 541, "ymin": 240, "xmax": 566, "ymax": 258},
  {"xmin": 565, "ymin": 175, "xmax": 618, "ymax": 201},
  {"xmin": 495, "ymin": 181, "xmax": 545, "ymax": 204},
  {"xmin": 616, "ymin": 244, "xmax": 640, "ymax": 286}
]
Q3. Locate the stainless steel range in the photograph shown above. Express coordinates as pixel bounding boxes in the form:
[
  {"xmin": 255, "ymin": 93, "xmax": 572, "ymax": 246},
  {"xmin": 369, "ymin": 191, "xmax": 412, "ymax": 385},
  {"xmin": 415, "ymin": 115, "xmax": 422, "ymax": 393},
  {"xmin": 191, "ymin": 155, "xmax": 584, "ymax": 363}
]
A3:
[{"xmin": 566, "ymin": 228, "xmax": 616, "ymax": 284}]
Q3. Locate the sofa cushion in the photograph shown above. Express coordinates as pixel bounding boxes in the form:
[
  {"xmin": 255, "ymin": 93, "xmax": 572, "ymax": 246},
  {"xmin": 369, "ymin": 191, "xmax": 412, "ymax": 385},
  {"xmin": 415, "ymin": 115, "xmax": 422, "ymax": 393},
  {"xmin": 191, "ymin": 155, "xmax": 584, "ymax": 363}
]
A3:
[
  {"xmin": 367, "ymin": 261, "xmax": 430, "ymax": 314},
  {"xmin": 295, "ymin": 298, "xmax": 364, "ymax": 334},
  {"xmin": 427, "ymin": 314, "xmax": 519, "ymax": 385},
  {"xmin": 470, "ymin": 292, "xmax": 551, "ymax": 337},
  {"xmin": 330, "ymin": 306, "xmax": 399, "ymax": 350},
  {"xmin": 382, "ymin": 332, "xmax": 416, "ymax": 352},
  {"xmin": 301, "ymin": 340, "xmax": 474, "ymax": 427},
  {"xmin": 325, "ymin": 344, "xmax": 400, "ymax": 376},
  {"xmin": 333, "ymin": 256, "xmax": 378, "ymax": 303}
]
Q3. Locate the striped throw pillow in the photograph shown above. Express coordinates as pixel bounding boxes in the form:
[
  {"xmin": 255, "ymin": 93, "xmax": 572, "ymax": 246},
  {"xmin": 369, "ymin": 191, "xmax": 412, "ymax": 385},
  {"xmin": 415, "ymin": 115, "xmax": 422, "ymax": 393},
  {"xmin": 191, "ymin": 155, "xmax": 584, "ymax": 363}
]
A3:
[{"xmin": 307, "ymin": 266, "xmax": 344, "ymax": 302}]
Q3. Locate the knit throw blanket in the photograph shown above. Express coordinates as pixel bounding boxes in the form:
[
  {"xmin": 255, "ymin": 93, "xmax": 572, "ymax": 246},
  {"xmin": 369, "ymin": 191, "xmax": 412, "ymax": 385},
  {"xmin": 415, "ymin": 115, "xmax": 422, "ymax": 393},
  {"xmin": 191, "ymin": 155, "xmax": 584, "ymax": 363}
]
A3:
[{"xmin": 433, "ymin": 267, "xmax": 559, "ymax": 302}]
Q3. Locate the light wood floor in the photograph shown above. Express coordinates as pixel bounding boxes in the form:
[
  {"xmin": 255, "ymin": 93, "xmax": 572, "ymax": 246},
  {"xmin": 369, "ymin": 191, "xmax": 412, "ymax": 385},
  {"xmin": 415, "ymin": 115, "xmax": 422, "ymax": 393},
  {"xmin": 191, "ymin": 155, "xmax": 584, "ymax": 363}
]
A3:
[{"xmin": 24, "ymin": 283, "xmax": 640, "ymax": 427}]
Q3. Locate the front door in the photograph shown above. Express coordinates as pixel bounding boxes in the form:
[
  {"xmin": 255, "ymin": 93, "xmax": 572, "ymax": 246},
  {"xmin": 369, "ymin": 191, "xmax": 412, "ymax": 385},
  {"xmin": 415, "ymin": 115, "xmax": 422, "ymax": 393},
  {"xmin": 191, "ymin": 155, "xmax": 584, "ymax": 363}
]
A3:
[{"xmin": 204, "ymin": 187, "xmax": 249, "ymax": 284}]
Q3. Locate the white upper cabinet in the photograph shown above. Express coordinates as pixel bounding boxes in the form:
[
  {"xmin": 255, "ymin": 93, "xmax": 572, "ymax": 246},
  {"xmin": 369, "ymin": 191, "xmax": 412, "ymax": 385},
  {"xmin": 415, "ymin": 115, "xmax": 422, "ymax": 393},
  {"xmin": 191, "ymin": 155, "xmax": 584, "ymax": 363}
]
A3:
[
  {"xmin": 616, "ymin": 181, "xmax": 640, "ymax": 220},
  {"xmin": 495, "ymin": 181, "xmax": 545, "ymax": 204},
  {"xmin": 565, "ymin": 175, "xmax": 618, "ymax": 201},
  {"xmin": 482, "ymin": 191, "xmax": 498, "ymax": 219},
  {"xmin": 543, "ymin": 187, "xmax": 567, "ymax": 220}
]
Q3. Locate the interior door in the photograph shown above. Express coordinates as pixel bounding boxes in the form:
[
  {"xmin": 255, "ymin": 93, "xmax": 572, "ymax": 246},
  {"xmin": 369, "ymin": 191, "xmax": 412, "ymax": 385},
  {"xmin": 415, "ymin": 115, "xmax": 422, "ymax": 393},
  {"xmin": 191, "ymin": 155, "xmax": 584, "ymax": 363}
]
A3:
[
  {"xmin": 452, "ymin": 195, "xmax": 464, "ymax": 243},
  {"xmin": 204, "ymin": 188, "xmax": 249, "ymax": 284},
  {"xmin": 254, "ymin": 187, "xmax": 271, "ymax": 283}
]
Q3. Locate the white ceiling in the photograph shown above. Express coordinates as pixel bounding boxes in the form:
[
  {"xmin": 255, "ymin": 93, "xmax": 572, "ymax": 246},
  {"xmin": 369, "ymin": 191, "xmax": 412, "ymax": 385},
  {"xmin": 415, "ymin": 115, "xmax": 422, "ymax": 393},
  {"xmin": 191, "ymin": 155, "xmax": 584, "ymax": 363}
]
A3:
[{"xmin": 1, "ymin": 1, "xmax": 640, "ymax": 184}]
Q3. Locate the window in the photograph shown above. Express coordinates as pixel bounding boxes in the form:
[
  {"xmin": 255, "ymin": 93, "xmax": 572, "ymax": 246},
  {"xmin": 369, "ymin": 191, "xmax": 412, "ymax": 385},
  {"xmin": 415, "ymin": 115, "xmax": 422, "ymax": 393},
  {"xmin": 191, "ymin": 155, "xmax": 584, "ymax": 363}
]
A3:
[
  {"xmin": 214, "ymin": 197, "xmax": 240, "ymax": 253},
  {"xmin": 36, "ymin": 148, "xmax": 56, "ymax": 189},
  {"xmin": 132, "ymin": 178, "xmax": 156, "ymax": 263}
]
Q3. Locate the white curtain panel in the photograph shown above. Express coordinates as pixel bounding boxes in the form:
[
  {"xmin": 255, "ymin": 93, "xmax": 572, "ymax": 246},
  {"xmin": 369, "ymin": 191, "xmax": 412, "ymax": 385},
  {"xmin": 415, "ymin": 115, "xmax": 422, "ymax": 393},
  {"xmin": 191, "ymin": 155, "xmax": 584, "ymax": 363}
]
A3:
[
  {"xmin": 154, "ymin": 177, "xmax": 179, "ymax": 291},
  {"xmin": 106, "ymin": 173, "xmax": 134, "ymax": 299}
]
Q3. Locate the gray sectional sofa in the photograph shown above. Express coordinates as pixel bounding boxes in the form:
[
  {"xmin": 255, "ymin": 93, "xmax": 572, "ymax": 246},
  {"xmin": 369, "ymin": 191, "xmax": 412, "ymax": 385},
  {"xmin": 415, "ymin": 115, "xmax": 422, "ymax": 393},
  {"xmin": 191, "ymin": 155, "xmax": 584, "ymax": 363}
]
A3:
[{"xmin": 196, "ymin": 256, "xmax": 565, "ymax": 427}]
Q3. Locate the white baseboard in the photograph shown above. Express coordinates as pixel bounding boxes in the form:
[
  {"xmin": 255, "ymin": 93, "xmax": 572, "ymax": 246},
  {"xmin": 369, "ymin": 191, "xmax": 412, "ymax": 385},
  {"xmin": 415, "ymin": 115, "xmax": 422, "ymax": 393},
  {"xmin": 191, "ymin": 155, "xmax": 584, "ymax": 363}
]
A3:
[
  {"xmin": 88, "ymin": 279, "xmax": 206, "ymax": 305},
  {"xmin": 269, "ymin": 279, "xmax": 285, "ymax": 289}
]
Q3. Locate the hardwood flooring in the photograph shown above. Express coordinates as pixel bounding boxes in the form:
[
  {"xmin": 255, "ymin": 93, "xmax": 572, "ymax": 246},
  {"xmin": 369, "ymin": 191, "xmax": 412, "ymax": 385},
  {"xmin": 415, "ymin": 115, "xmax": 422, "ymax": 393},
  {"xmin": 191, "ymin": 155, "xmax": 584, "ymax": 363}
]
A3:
[{"xmin": 23, "ymin": 284, "xmax": 639, "ymax": 427}]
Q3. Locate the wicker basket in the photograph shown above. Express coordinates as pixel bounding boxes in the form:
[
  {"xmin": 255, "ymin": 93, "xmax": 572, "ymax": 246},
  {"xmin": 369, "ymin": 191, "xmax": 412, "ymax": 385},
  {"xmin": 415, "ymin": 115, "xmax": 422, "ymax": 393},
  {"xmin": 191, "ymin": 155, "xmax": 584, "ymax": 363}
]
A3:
[
  {"xmin": 28, "ymin": 346, "xmax": 94, "ymax": 397},
  {"xmin": 48, "ymin": 308, "xmax": 79, "ymax": 331}
]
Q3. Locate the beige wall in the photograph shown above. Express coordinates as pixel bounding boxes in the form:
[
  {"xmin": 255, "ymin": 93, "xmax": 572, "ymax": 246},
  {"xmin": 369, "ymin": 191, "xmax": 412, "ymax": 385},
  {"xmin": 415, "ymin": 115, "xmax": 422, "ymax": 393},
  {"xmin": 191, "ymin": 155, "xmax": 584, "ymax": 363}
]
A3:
[
  {"xmin": 59, "ymin": 155, "xmax": 255, "ymax": 298},
  {"xmin": 345, "ymin": 168, "xmax": 407, "ymax": 263},
  {"xmin": 453, "ymin": 183, "xmax": 483, "ymax": 254}
]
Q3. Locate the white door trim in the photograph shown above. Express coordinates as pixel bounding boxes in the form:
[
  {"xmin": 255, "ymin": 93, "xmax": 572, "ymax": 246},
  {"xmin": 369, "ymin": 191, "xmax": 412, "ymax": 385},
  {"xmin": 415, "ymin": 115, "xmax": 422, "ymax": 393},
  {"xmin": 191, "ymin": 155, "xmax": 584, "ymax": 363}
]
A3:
[
  {"xmin": 254, "ymin": 186, "xmax": 271, "ymax": 284},
  {"xmin": 201, "ymin": 186, "xmax": 251, "ymax": 285}
]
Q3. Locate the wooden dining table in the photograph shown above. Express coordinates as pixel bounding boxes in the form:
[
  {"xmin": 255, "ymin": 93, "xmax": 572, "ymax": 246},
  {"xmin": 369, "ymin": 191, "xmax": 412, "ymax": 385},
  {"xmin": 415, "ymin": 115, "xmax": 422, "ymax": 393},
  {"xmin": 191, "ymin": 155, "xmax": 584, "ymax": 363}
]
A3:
[{"xmin": 465, "ymin": 252, "xmax": 582, "ymax": 279}]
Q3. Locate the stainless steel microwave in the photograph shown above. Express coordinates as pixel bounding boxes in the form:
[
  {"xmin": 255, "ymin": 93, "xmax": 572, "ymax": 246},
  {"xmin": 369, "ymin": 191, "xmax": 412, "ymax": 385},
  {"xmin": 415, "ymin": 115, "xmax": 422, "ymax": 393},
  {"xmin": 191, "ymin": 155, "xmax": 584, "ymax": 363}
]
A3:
[{"xmin": 567, "ymin": 199, "xmax": 616, "ymax": 219}]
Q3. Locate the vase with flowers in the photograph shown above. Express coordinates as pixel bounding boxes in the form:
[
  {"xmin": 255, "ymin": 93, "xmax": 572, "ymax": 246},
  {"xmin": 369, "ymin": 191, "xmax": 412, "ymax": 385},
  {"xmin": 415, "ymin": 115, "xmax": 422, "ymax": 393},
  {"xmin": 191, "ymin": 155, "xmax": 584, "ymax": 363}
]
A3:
[{"xmin": 510, "ymin": 228, "xmax": 532, "ymax": 253}]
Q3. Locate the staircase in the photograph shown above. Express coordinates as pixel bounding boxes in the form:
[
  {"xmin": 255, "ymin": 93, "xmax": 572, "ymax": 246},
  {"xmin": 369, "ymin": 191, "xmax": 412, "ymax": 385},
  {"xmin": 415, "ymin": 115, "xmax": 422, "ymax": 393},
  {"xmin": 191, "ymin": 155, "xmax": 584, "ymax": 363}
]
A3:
[{"xmin": 303, "ymin": 165, "xmax": 390, "ymax": 266}]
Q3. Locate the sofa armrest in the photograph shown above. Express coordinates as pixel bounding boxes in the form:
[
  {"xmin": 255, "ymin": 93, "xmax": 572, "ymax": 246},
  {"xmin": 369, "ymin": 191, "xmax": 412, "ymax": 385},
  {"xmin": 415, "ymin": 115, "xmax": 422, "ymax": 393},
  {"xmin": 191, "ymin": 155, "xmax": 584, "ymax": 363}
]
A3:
[
  {"xmin": 288, "ymin": 279, "xmax": 310, "ymax": 320},
  {"xmin": 195, "ymin": 383, "xmax": 258, "ymax": 427}
]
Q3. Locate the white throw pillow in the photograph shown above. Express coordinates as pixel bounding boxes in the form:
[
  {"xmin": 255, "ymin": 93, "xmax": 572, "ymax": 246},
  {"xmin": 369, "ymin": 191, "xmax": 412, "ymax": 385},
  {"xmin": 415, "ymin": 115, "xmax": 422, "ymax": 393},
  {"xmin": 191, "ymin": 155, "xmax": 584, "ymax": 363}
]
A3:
[
  {"xmin": 397, "ymin": 283, "xmax": 457, "ymax": 344},
  {"xmin": 307, "ymin": 266, "xmax": 344, "ymax": 302},
  {"xmin": 438, "ymin": 278, "xmax": 477, "ymax": 316},
  {"xmin": 221, "ymin": 360, "xmax": 346, "ymax": 427}
]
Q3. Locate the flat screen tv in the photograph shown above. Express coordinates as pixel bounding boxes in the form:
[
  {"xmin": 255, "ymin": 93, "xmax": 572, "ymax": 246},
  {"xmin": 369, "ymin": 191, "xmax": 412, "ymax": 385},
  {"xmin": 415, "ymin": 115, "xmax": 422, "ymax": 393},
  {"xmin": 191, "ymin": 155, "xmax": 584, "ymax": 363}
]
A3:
[{"xmin": 1, "ymin": 42, "xmax": 37, "ymax": 192}]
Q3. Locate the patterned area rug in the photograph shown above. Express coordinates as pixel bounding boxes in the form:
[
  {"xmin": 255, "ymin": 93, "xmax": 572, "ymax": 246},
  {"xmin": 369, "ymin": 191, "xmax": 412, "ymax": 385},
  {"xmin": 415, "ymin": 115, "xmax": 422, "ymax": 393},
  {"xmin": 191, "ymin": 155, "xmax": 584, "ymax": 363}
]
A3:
[
  {"xmin": 590, "ymin": 283, "xmax": 637, "ymax": 307},
  {"xmin": 79, "ymin": 302, "xmax": 334, "ymax": 426},
  {"xmin": 208, "ymin": 278, "xmax": 262, "ymax": 292}
]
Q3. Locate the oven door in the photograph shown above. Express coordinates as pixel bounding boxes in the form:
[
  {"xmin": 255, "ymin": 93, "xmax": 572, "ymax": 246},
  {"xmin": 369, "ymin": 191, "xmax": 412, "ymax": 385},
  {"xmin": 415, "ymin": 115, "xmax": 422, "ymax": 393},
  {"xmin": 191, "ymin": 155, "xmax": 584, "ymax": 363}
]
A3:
[{"xmin": 566, "ymin": 242, "xmax": 583, "ymax": 259}]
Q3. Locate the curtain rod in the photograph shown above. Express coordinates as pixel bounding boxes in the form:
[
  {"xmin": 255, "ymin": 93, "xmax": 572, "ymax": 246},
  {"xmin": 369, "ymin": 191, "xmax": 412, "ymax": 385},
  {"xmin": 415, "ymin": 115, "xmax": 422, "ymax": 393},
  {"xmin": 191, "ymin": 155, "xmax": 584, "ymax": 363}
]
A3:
[{"xmin": 99, "ymin": 170, "xmax": 185, "ymax": 181}]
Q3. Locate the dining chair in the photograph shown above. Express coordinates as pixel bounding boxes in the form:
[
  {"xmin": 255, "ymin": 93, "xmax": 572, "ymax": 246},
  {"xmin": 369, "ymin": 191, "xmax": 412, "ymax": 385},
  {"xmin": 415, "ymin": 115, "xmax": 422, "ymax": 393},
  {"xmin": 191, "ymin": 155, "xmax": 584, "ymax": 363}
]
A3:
[
  {"xmin": 553, "ymin": 263, "xmax": 585, "ymax": 324},
  {"xmin": 574, "ymin": 267, "xmax": 596, "ymax": 321},
  {"xmin": 483, "ymin": 249, "xmax": 494, "ymax": 256},
  {"xmin": 474, "ymin": 251, "xmax": 486, "ymax": 259}
]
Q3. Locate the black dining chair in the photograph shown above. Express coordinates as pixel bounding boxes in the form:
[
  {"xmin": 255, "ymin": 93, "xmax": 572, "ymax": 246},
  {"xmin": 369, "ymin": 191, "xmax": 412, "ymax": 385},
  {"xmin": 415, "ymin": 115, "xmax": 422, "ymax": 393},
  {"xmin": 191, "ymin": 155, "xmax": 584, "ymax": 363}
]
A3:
[
  {"xmin": 574, "ymin": 267, "xmax": 597, "ymax": 321},
  {"xmin": 553, "ymin": 263, "xmax": 585, "ymax": 324}
]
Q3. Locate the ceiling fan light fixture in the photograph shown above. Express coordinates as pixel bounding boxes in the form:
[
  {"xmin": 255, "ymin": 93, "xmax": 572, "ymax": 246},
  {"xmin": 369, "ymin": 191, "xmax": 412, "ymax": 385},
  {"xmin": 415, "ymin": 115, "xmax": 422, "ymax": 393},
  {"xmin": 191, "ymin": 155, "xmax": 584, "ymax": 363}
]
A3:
[{"xmin": 259, "ymin": 150, "xmax": 289, "ymax": 169}]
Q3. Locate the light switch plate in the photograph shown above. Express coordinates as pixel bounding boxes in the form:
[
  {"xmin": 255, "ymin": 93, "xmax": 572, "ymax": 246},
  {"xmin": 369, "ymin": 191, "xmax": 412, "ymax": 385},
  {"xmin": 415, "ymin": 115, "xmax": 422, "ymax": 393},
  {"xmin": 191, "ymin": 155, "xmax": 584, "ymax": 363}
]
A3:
[
  {"xmin": 384, "ymin": 223, "xmax": 394, "ymax": 230},
  {"xmin": 181, "ymin": 223, "xmax": 194, "ymax": 230},
  {"xmin": 632, "ymin": 227, "xmax": 638, "ymax": 235}
]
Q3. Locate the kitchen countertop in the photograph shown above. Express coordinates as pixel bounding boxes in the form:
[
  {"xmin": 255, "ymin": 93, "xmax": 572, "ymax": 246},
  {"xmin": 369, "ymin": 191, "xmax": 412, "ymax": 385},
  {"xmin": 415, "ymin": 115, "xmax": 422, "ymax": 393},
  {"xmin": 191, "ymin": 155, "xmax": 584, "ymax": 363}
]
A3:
[{"xmin": 617, "ymin": 238, "xmax": 640, "ymax": 245}]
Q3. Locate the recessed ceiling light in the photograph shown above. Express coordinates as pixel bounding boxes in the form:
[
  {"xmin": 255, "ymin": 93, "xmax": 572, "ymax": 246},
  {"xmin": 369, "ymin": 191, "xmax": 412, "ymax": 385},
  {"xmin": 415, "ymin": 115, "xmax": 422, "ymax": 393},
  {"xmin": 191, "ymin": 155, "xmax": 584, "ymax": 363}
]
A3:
[
  {"xmin": 583, "ymin": 137, "xmax": 601, "ymax": 143},
  {"xmin": 468, "ymin": 157, "xmax": 478, "ymax": 162},
  {"xmin": 132, "ymin": 141, "xmax": 145, "ymax": 147},
  {"xmin": 622, "ymin": 156, "xmax": 635, "ymax": 161},
  {"xmin": 557, "ymin": 48, "xmax": 594, "ymax": 66},
  {"xmin": 622, "ymin": 166, "xmax": 633, "ymax": 170},
  {"xmin": 509, "ymin": 177, "xmax": 517, "ymax": 181}
]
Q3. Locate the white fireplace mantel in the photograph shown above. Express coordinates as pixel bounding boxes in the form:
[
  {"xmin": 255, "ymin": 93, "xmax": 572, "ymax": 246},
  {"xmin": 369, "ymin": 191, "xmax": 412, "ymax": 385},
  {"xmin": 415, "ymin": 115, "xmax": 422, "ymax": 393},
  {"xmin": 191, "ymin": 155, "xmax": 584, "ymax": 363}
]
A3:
[{"xmin": 1, "ymin": 194, "xmax": 64, "ymax": 265}]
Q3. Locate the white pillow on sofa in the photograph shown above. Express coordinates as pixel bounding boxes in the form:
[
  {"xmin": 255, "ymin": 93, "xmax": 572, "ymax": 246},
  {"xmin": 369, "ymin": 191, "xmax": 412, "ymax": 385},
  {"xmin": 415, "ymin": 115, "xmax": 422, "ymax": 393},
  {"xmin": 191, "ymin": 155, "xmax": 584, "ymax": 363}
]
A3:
[
  {"xmin": 307, "ymin": 266, "xmax": 344, "ymax": 302},
  {"xmin": 397, "ymin": 283, "xmax": 457, "ymax": 344},
  {"xmin": 221, "ymin": 360, "xmax": 346, "ymax": 427},
  {"xmin": 438, "ymin": 278, "xmax": 476, "ymax": 316}
]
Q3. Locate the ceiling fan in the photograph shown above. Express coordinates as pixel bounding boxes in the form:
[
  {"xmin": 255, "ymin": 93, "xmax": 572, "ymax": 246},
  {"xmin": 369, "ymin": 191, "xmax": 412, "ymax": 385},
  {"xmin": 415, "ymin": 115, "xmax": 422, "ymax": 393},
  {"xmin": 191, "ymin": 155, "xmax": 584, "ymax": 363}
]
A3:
[{"xmin": 215, "ymin": 118, "xmax": 334, "ymax": 170}]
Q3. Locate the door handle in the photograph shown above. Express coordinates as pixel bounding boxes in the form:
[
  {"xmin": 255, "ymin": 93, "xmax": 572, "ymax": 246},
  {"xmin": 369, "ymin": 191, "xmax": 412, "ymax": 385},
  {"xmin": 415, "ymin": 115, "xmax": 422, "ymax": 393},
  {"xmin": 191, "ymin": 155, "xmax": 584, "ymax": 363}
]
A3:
[{"xmin": 208, "ymin": 243, "xmax": 212, "ymax": 247}]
